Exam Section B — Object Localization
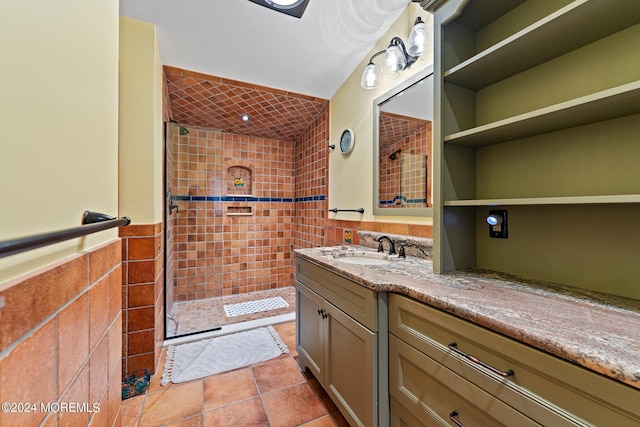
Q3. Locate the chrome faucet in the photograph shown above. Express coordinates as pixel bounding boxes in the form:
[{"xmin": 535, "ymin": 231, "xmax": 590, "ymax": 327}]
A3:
[{"xmin": 374, "ymin": 235, "xmax": 396, "ymax": 255}]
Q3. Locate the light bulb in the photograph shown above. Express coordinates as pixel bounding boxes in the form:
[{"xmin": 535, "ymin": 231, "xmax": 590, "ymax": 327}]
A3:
[
  {"xmin": 486, "ymin": 214, "xmax": 503, "ymax": 226},
  {"xmin": 407, "ymin": 18, "xmax": 426, "ymax": 57},
  {"xmin": 360, "ymin": 62, "xmax": 379, "ymax": 89},
  {"xmin": 382, "ymin": 44, "xmax": 406, "ymax": 75}
]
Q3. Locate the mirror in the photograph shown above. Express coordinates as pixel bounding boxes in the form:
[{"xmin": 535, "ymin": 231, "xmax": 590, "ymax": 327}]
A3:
[{"xmin": 373, "ymin": 67, "xmax": 434, "ymax": 216}]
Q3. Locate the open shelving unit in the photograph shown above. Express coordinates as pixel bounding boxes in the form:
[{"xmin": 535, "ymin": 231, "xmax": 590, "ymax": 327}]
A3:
[
  {"xmin": 443, "ymin": 0, "xmax": 640, "ymax": 90},
  {"xmin": 430, "ymin": 0, "xmax": 640, "ymax": 300},
  {"xmin": 443, "ymin": 82, "xmax": 640, "ymax": 147}
]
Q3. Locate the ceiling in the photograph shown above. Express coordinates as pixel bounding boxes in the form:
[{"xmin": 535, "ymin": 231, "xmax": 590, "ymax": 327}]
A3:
[
  {"xmin": 164, "ymin": 66, "xmax": 328, "ymax": 141},
  {"xmin": 120, "ymin": 0, "xmax": 416, "ymax": 141}
]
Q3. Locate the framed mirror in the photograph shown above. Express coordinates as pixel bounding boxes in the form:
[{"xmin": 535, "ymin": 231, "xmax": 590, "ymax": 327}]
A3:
[{"xmin": 373, "ymin": 67, "xmax": 434, "ymax": 216}]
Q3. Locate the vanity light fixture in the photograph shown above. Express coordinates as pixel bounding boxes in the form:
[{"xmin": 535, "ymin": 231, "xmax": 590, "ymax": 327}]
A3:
[{"xmin": 361, "ymin": 17, "xmax": 426, "ymax": 89}]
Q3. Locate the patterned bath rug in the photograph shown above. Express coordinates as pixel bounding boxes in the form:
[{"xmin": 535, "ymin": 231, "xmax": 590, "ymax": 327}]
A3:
[{"xmin": 161, "ymin": 326, "xmax": 289, "ymax": 385}]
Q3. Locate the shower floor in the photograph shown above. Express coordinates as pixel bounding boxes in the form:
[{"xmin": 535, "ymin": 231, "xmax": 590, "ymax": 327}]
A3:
[{"xmin": 167, "ymin": 287, "xmax": 296, "ymax": 337}]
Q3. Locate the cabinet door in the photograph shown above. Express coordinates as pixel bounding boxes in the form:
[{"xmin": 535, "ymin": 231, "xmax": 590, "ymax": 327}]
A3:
[
  {"xmin": 296, "ymin": 282, "xmax": 325, "ymax": 382},
  {"xmin": 325, "ymin": 302, "xmax": 376, "ymax": 427}
]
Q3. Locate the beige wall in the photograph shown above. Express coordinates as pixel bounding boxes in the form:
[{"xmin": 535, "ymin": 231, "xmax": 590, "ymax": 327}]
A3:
[
  {"xmin": 329, "ymin": 4, "xmax": 434, "ymax": 224},
  {"xmin": 0, "ymin": 0, "xmax": 120, "ymax": 286},
  {"xmin": 119, "ymin": 17, "xmax": 164, "ymax": 226}
]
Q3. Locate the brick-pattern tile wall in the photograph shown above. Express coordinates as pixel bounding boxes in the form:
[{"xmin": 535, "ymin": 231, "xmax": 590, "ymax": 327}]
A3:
[
  {"xmin": 0, "ymin": 240, "xmax": 123, "ymax": 427},
  {"xmin": 120, "ymin": 223, "xmax": 164, "ymax": 375}
]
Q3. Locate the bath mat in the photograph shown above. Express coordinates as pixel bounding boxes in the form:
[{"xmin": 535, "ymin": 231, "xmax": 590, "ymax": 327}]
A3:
[
  {"xmin": 223, "ymin": 296, "xmax": 289, "ymax": 317},
  {"xmin": 161, "ymin": 326, "xmax": 289, "ymax": 385}
]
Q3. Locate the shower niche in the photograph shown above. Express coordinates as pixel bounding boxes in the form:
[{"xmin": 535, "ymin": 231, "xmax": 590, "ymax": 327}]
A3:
[
  {"xmin": 227, "ymin": 164, "xmax": 253, "ymax": 216},
  {"xmin": 227, "ymin": 165, "xmax": 253, "ymax": 196}
]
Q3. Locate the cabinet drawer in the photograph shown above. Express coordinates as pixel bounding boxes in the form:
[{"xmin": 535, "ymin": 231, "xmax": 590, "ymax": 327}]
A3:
[
  {"xmin": 390, "ymin": 397, "xmax": 438, "ymax": 427},
  {"xmin": 389, "ymin": 294, "xmax": 640, "ymax": 426},
  {"xmin": 390, "ymin": 335, "xmax": 539, "ymax": 427},
  {"xmin": 296, "ymin": 257, "xmax": 377, "ymax": 331}
]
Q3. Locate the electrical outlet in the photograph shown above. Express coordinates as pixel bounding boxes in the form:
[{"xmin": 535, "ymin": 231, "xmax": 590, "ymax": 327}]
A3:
[{"xmin": 487, "ymin": 210, "xmax": 508, "ymax": 238}]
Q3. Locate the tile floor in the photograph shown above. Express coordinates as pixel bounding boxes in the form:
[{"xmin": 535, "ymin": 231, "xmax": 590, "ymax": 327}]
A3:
[
  {"xmin": 169, "ymin": 288, "xmax": 296, "ymax": 337},
  {"xmin": 121, "ymin": 321, "xmax": 349, "ymax": 427}
]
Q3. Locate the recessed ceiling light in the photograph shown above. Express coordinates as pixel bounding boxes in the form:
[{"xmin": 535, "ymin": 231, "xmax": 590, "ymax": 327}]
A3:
[
  {"xmin": 241, "ymin": 114, "xmax": 250, "ymax": 122},
  {"xmin": 248, "ymin": 0, "xmax": 310, "ymax": 18},
  {"xmin": 270, "ymin": 0, "xmax": 300, "ymax": 6}
]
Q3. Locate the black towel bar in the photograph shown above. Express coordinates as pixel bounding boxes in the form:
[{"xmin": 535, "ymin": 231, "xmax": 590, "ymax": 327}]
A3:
[
  {"xmin": 0, "ymin": 211, "xmax": 131, "ymax": 259},
  {"xmin": 328, "ymin": 208, "xmax": 365, "ymax": 214}
]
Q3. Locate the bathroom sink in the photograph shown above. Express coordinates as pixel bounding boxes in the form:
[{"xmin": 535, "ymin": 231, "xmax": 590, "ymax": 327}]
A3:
[{"xmin": 333, "ymin": 252, "xmax": 395, "ymax": 265}]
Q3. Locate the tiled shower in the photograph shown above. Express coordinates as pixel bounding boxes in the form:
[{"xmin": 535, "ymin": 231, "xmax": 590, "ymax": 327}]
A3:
[
  {"xmin": 170, "ymin": 128, "xmax": 298, "ymax": 301},
  {"xmin": 163, "ymin": 67, "xmax": 330, "ymax": 337}
]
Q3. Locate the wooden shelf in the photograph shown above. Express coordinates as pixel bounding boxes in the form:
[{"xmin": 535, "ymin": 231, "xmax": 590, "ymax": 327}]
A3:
[
  {"xmin": 444, "ymin": 0, "xmax": 640, "ymax": 90},
  {"xmin": 443, "ymin": 81, "xmax": 640, "ymax": 147},
  {"xmin": 444, "ymin": 194, "xmax": 640, "ymax": 207},
  {"xmin": 449, "ymin": 0, "xmax": 524, "ymax": 32}
]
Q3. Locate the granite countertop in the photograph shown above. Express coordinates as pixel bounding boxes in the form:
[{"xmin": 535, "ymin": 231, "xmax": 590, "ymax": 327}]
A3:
[{"xmin": 294, "ymin": 245, "xmax": 640, "ymax": 390}]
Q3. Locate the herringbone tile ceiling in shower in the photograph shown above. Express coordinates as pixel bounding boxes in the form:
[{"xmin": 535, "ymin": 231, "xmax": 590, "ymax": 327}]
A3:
[{"xmin": 165, "ymin": 66, "xmax": 328, "ymax": 141}]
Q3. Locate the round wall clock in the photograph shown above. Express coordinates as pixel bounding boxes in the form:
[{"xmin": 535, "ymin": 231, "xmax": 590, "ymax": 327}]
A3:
[{"xmin": 339, "ymin": 128, "xmax": 355, "ymax": 155}]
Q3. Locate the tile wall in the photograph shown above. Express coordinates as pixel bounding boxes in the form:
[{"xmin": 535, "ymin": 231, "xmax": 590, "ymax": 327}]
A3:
[
  {"xmin": 0, "ymin": 240, "xmax": 123, "ymax": 427},
  {"xmin": 120, "ymin": 224, "xmax": 164, "ymax": 376},
  {"xmin": 293, "ymin": 106, "xmax": 330, "ymax": 248},
  {"xmin": 169, "ymin": 128, "xmax": 296, "ymax": 301}
]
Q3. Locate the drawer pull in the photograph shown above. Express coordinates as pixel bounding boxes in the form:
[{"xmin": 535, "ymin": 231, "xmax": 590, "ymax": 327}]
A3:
[
  {"xmin": 449, "ymin": 411, "xmax": 466, "ymax": 427},
  {"xmin": 448, "ymin": 342, "xmax": 514, "ymax": 377}
]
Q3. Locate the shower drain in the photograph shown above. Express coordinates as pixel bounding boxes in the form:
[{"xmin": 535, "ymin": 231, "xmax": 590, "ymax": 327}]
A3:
[{"xmin": 223, "ymin": 297, "xmax": 289, "ymax": 317}]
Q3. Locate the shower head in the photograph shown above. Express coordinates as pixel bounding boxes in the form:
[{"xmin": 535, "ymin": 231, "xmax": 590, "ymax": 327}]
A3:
[
  {"xmin": 170, "ymin": 119, "xmax": 190, "ymax": 135},
  {"xmin": 389, "ymin": 149, "xmax": 401, "ymax": 161}
]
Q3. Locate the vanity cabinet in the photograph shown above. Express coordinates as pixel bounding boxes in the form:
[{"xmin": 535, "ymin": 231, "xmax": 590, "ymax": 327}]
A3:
[
  {"xmin": 429, "ymin": 0, "xmax": 640, "ymax": 300},
  {"xmin": 295, "ymin": 257, "xmax": 380, "ymax": 427},
  {"xmin": 389, "ymin": 293, "xmax": 640, "ymax": 426}
]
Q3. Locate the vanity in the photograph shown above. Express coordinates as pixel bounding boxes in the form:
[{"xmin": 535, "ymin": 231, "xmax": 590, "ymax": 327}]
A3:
[
  {"xmin": 296, "ymin": 254, "xmax": 382, "ymax": 427},
  {"xmin": 294, "ymin": 243, "xmax": 640, "ymax": 427}
]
